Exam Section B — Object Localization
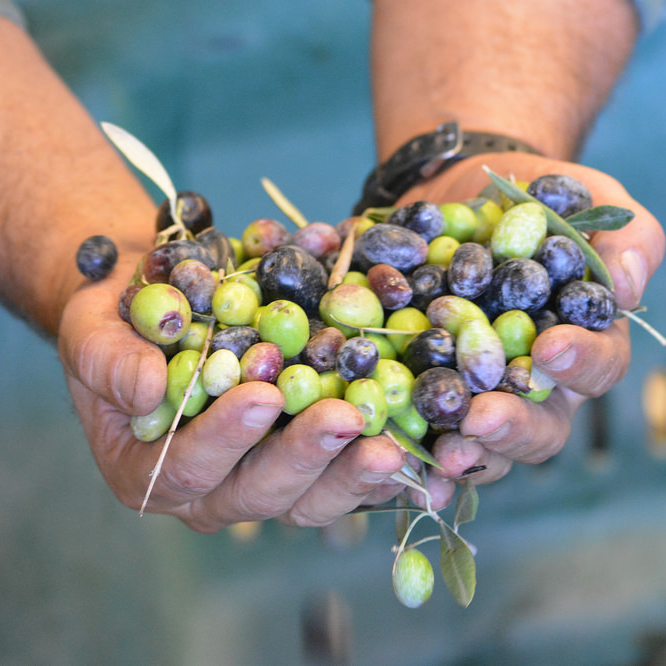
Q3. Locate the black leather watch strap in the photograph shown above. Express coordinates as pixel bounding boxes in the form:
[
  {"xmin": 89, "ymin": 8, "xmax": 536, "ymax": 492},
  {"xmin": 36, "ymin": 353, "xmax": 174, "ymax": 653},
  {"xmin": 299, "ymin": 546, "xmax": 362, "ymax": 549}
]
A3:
[{"xmin": 352, "ymin": 123, "xmax": 542, "ymax": 215}]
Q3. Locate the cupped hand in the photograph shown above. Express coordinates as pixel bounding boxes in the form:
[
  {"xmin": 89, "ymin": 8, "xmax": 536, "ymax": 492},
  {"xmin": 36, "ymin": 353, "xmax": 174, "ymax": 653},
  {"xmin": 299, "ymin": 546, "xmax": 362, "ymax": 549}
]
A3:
[
  {"xmin": 58, "ymin": 251, "xmax": 405, "ymax": 532},
  {"xmin": 399, "ymin": 152, "xmax": 665, "ymax": 493}
]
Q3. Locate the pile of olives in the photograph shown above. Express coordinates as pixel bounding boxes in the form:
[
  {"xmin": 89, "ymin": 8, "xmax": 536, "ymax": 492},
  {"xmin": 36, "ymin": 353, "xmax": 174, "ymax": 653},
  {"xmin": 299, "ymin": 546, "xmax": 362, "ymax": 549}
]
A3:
[
  {"xmin": 76, "ymin": 170, "xmax": 620, "ymax": 448},
  {"xmin": 77, "ymin": 161, "xmax": 635, "ymax": 609}
]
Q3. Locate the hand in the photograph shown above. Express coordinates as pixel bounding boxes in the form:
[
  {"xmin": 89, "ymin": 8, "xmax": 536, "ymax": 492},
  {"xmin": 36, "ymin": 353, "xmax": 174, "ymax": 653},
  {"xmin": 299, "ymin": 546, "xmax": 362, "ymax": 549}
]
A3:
[
  {"xmin": 58, "ymin": 250, "xmax": 406, "ymax": 532},
  {"xmin": 399, "ymin": 152, "xmax": 665, "ymax": 497}
]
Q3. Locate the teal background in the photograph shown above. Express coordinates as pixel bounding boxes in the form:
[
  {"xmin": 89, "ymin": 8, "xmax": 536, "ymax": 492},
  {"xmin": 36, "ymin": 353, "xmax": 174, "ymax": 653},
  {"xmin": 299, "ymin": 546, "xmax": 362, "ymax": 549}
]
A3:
[{"xmin": 2, "ymin": 2, "xmax": 666, "ymax": 664}]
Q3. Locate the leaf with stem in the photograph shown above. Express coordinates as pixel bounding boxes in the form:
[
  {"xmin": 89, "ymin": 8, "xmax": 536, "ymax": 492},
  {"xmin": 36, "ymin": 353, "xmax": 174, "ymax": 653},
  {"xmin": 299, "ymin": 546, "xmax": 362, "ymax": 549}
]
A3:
[
  {"xmin": 565, "ymin": 205, "xmax": 634, "ymax": 232},
  {"xmin": 453, "ymin": 480, "xmax": 479, "ymax": 531},
  {"xmin": 483, "ymin": 166, "xmax": 615, "ymax": 291},
  {"xmin": 439, "ymin": 521, "xmax": 477, "ymax": 607},
  {"xmin": 384, "ymin": 421, "xmax": 442, "ymax": 470}
]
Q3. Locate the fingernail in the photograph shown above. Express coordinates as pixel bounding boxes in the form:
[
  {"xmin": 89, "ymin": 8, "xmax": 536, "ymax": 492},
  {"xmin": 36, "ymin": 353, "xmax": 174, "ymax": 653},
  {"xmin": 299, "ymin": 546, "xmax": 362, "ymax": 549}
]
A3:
[
  {"xmin": 473, "ymin": 421, "xmax": 510, "ymax": 442},
  {"xmin": 321, "ymin": 432, "xmax": 358, "ymax": 451},
  {"xmin": 620, "ymin": 249, "xmax": 646, "ymax": 304},
  {"xmin": 460, "ymin": 464, "xmax": 487, "ymax": 477},
  {"xmin": 242, "ymin": 403, "xmax": 282, "ymax": 428},
  {"xmin": 361, "ymin": 469, "xmax": 391, "ymax": 483},
  {"xmin": 541, "ymin": 344, "xmax": 575, "ymax": 372}
]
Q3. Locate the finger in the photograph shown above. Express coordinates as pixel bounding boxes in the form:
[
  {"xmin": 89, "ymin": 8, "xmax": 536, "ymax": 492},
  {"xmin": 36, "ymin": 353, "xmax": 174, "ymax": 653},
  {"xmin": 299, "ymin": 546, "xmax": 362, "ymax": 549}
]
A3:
[
  {"xmin": 279, "ymin": 433, "xmax": 405, "ymax": 527},
  {"xmin": 405, "ymin": 474, "xmax": 458, "ymax": 511},
  {"xmin": 58, "ymin": 279, "xmax": 167, "ymax": 416},
  {"xmin": 580, "ymin": 180, "xmax": 665, "ymax": 310},
  {"xmin": 531, "ymin": 320, "xmax": 630, "ymax": 398},
  {"xmin": 180, "ymin": 399, "xmax": 368, "ymax": 532},
  {"xmin": 68, "ymin": 378, "xmax": 285, "ymax": 513},
  {"xmin": 430, "ymin": 431, "xmax": 513, "ymax": 484},
  {"xmin": 459, "ymin": 388, "xmax": 575, "ymax": 464}
]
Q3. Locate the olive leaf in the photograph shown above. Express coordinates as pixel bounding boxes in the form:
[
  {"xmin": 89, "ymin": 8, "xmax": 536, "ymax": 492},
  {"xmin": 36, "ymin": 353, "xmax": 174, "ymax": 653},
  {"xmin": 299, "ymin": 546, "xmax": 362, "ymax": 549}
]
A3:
[
  {"xmin": 462, "ymin": 197, "xmax": 491, "ymax": 212},
  {"xmin": 362, "ymin": 206, "xmax": 395, "ymax": 223},
  {"xmin": 565, "ymin": 205, "xmax": 634, "ymax": 232},
  {"xmin": 440, "ymin": 521, "xmax": 477, "ymax": 607},
  {"xmin": 101, "ymin": 122, "xmax": 178, "ymax": 222},
  {"xmin": 384, "ymin": 421, "xmax": 443, "ymax": 470},
  {"xmin": 482, "ymin": 167, "xmax": 614, "ymax": 292},
  {"xmin": 453, "ymin": 480, "xmax": 479, "ymax": 531}
]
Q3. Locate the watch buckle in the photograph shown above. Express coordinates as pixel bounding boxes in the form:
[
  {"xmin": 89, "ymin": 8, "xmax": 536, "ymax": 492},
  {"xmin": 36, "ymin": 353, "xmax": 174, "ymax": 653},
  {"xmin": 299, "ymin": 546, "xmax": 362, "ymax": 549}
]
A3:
[{"xmin": 418, "ymin": 122, "xmax": 463, "ymax": 179}]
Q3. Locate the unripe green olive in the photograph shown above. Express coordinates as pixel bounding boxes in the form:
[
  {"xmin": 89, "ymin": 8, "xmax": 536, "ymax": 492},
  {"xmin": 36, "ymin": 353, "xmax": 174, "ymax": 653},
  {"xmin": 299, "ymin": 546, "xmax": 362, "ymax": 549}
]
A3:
[
  {"xmin": 130, "ymin": 399, "xmax": 176, "ymax": 442},
  {"xmin": 166, "ymin": 349, "xmax": 209, "ymax": 417},
  {"xmin": 344, "ymin": 378, "xmax": 388, "ymax": 436},
  {"xmin": 392, "ymin": 548, "xmax": 434, "ymax": 608},
  {"xmin": 277, "ymin": 364, "xmax": 322, "ymax": 415}
]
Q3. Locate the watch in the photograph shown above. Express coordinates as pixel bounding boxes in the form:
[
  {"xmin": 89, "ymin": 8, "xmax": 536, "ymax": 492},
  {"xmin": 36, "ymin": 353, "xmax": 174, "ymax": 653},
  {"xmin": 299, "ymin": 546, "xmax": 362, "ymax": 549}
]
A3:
[{"xmin": 352, "ymin": 122, "xmax": 542, "ymax": 215}]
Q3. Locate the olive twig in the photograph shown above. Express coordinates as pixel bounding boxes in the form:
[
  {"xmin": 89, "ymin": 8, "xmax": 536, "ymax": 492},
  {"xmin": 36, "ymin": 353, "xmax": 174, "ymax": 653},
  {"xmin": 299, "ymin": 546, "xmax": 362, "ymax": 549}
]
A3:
[
  {"xmin": 327, "ymin": 314, "xmax": 425, "ymax": 337},
  {"xmin": 139, "ymin": 319, "xmax": 216, "ymax": 516},
  {"xmin": 327, "ymin": 220, "xmax": 357, "ymax": 289},
  {"xmin": 620, "ymin": 308, "xmax": 666, "ymax": 346},
  {"xmin": 260, "ymin": 177, "xmax": 309, "ymax": 229}
]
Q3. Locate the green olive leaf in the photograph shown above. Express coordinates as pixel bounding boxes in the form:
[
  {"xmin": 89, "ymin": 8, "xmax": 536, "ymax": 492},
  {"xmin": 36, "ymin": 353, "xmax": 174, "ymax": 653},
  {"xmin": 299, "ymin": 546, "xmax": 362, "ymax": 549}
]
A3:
[
  {"xmin": 384, "ymin": 421, "xmax": 443, "ymax": 470},
  {"xmin": 453, "ymin": 480, "xmax": 479, "ymax": 531},
  {"xmin": 565, "ymin": 205, "xmax": 634, "ymax": 231},
  {"xmin": 362, "ymin": 206, "xmax": 396, "ymax": 223},
  {"xmin": 440, "ymin": 521, "xmax": 477, "ymax": 607},
  {"xmin": 482, "ymin": 167, "xmax": 615, "ymax": 292},
  {"xmin": 461, "ymin": 197, "xmax": 490, "ymax": 212}
]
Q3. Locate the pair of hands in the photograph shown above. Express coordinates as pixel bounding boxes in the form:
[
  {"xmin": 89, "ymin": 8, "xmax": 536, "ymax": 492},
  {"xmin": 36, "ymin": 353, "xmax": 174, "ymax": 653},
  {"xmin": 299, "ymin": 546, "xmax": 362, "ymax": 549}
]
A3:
[{"xmin": 57, "ymin": 152, "xmax": 665, "ymax": 533}]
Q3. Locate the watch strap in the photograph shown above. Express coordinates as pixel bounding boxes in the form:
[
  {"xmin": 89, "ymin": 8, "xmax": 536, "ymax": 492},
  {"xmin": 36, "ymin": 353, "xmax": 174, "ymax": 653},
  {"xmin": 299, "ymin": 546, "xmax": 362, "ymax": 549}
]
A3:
[{"xmin": 352, "ymin": 123, "xmax": 542, "ymax": 215}]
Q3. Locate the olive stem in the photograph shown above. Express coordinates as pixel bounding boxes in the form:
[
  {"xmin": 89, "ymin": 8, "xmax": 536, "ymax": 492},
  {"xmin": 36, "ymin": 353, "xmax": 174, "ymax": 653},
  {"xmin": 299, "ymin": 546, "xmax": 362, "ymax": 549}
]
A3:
[
  {"xmin": 328, "ymin": 314, "xmax": 423, "ymax": 337},
  {"xmin": 327, "ymin": 220, "xmax": 357, "ymax": 289},
  {"xmin": 260, "ymin": 177, "xmax": 309, "ymax": 229},
  {"xmin": 139, "ymin": 319, "xmax": 216, "ymax": 516},
  {"xmin": 620, "ymin": 308, "xmax": 666, "ymax": 346}
]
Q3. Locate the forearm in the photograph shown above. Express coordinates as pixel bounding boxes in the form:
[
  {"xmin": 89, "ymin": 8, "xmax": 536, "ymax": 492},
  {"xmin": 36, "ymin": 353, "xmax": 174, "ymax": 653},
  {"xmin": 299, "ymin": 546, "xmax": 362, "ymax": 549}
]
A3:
[
  {"xmin": 371, "ymin": 0, "xmax": 639, "ymax": 162},
  {"xmin": 0, "ymin": 20, "xmax": 156, "ymax": 336}
]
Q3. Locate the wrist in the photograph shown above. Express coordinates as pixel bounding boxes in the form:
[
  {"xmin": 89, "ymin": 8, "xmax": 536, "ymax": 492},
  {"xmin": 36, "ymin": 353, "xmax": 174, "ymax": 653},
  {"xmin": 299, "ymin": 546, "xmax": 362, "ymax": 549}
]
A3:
[{"xmin": 352, "ymin": 123, "xmax": 542, "ymax": 214}]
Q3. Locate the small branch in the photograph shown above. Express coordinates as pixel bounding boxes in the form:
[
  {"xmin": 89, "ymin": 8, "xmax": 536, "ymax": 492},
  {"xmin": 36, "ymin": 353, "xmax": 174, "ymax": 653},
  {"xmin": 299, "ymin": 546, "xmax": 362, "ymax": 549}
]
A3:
[
  {"xmin": 327, "ymin": 220, "xmax": 357, "ymax": 289},
  {"xmin": 261, "ymin": 177, "xmax": 309, "ymax": 229},
  {"xmin": 620, "ymin": 308, "xmax": 666, "ymax": 346},
  {"xmin": 139, "ymin": 319, "xmax": 216, "ymax": 516}
]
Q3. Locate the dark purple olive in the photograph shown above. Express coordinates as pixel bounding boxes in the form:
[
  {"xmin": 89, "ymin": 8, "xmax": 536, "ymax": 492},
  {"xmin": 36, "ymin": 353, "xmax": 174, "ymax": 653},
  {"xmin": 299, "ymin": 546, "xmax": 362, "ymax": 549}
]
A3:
[{"xmin": 256, "ymin": 244, "xmax": 328, "ymax": 314}]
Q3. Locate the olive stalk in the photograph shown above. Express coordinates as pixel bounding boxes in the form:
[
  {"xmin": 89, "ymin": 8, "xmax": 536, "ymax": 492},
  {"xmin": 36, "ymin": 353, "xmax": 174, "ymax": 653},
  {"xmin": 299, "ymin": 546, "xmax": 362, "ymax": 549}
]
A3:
[
  {"xmin": 139, "ymin": 318, "xmax": 215, "ymax": 516},
  {"xmin": 260, "ymin": 177, "xmax": 309, "ymax": 229}
]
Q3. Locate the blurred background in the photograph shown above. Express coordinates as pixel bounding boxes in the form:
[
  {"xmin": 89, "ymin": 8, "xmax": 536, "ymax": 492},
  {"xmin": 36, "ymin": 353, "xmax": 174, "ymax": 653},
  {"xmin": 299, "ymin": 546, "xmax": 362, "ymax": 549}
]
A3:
[{"xmin": 3, "ymin": 1, "xmax": 666, "ymax": 664}]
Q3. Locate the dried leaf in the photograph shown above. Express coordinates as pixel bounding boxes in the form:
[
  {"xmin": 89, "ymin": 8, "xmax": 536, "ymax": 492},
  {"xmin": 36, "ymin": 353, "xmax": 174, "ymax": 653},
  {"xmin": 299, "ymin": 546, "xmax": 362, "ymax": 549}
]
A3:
[
  {"xmin": 440, "ymin": 522, "xmax": 476, "ymax": 607},
  {"xmin": 454, "ymin": 480, "xmax": 478, "ymax": 531},
  {"xmin": 101, "ymin": 122, "xmax": 178, "ymax": 220}
]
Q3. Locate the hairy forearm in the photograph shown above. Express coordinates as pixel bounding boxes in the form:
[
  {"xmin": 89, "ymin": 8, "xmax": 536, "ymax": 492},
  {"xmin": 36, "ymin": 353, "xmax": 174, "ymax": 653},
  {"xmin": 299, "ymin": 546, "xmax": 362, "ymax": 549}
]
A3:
[
  {"xmin": 371, "ymin": 0, "xmax": 639, "ymax": 161},
  {"xmin": 0, "ymin": 21, "xmax": 156, "ymax": 336}
]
